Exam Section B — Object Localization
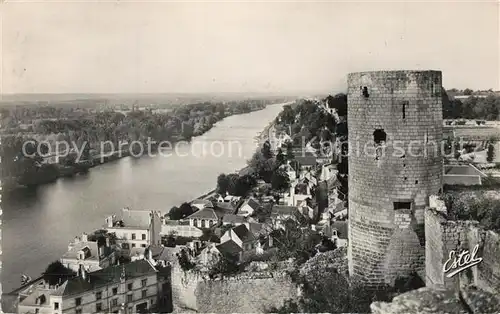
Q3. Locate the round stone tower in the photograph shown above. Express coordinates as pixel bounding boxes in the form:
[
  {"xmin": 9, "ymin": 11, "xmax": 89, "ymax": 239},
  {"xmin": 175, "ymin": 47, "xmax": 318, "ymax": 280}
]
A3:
[{"xmin": 347, "ymin": 70, "xmax": 443, "ymax": 286}]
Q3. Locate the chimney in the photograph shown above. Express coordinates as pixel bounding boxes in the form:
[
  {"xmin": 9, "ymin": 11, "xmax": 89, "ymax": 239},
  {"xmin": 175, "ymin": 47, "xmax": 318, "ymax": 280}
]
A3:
[
  {"xmin": 79, "ymin": 264, "xmax": 87, "ymax": 281},
  {"xmin": 106, "ymin": 216, "xmax": 113, "ymax": 228},
  {"xmin": 81, "ymin": 233, "xmax": 88, "ymax": 242},
  {"xmin": 148, "ymin": 247, "xmax": 153, "ymax": 262}
]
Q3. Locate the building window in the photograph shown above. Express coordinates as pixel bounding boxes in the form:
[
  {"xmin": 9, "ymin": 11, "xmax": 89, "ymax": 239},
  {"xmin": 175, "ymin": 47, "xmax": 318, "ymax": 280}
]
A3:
[
  {"xmin": 96, "ymin": 302, "xmax": 102, "ymax": 312},
  {"xmin": 142, "ymin": 289, "xmax": 147, "ymax": 298},
  {"xmin": 132, "ymin": 233, "xmax": 136, "ymax": 240},
  {"xmin": 35, "ymin": 309, "xmax": 39, "ymax": 314},
  {"xmin": 141, "ymin": 279, "xmax": 147, "ymax": 287},
  {"xmin": 128, "ymin": 283, "xmax": 133, "ymax": 291},
  {"xmin": 76, "ymin": 310, "xmax": 82, "ymax": 314},
  {"xmin": 112, "ymin": 287, "xmax": 118, "ymax": 295},
  {"xmin": 54, "ymin": 302, "xmax": 59, "ymax": 310},
  {"xmin": 127, "ymin": 294, "xmax": 133, "ymax": 303},
  {"xmin": 132, "ymin": 243, "xmax": 136, "ymax": 248},
  {"xmin": 75, "ymin": 297, "xmax": 82, "ymax": 306},
  {"xmin": 128, "ymin": 307, "xmax": 133, "ymax": 313},
  {"xmin": 122, "ymin": 243, "xmax": 130, "ymax": 250},
  {"xmin": 141, "ymin": 244, "xmax": 146, "ymax": 248},
  {"xmin": 142, "ymin": 234, "xmax": 146, "ymax": 240},
  {"xmin": 96, "ymin": 291, "xmax": 102, "ymax": 300},
  {"xmin": 111, "ymin": 298, "xmax": 118, "ymax": 306},
  {"xmin": 394, "ymin": 202, "xmax": 412, "ymax": 210}
]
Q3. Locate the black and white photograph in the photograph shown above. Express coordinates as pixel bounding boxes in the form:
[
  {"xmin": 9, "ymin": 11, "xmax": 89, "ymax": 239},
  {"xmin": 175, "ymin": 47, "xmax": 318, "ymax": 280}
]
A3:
[{"xmin": 1, "ymin": 1, "xmax": 499, "ymax": 313}]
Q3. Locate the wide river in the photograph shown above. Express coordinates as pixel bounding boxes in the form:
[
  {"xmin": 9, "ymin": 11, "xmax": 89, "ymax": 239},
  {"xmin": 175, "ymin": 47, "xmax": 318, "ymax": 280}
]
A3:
[{"xmin": 2, "ymin": 103, "xmax": 284, "ymax": 293}]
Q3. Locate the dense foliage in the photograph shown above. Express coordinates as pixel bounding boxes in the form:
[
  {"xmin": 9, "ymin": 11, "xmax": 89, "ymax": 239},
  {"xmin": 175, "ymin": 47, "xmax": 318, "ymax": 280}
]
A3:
[
  {"xmin": 443, "ymin": 192, "xmax": 500, "ymax": 232},
  {"xmin": 43, "ymin": 261, "xmax": 76, "ymax": 286},
  {"xmin": 1, "ymin": 100, "xmax": 270, "ymax": 188},
  {"xmin": 168, "ymin": 202, "xmax": 195, "ymax": 220},
  {"xmin": 443, "ymin": 90, "xmax": 500, "ymax": 120}
]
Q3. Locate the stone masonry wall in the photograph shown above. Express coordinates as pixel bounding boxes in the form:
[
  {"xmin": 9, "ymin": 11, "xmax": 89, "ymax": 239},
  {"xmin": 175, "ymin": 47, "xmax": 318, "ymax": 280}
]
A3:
[
  {"xmin": 425, "ymin": 198, "xmax": 500, "ymax": 295},
  {"xmin": 347, "ymin": 70, "xmax": 443, "ymax": 286},
  {"xmin": 424, "ymin": 205, "xmax": 477, "ymax": 290},
  {"xmin": 195, "ymin": 275, "xmax": 296, "ymax": 313},
  {"xmin": 171, "ymin": 265, "xmax": 296, "ymax": 313}
]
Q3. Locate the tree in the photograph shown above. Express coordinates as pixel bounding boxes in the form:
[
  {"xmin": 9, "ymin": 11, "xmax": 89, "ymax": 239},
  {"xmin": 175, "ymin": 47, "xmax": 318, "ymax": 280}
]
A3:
[
  {"xmin": 234, "ymin": 174, "xmax": 257, "ymax": 196},
  {"xmin": 262, "ymin": 140, "xmax": 273, "ymax": 159},
  {"xmin": 176, "ymin": 248, "xmax": 196, "ymax": 272},
  {"xmin": 221, "ymin": 173, "xmax": 239, "ymax": 196},
  {"xmin": 207, "ymin": 254, "xmax": 240, "ymax": 279},
  {"xmin": 168, "ymin": 203, "xmax": 194, "ymax": 220},
  {"xmin": 276, "ymin": 148, "xmax": 285, "ymax": 166},
  {"xmin": 179, "ymin": 202, "xmax": 194, "ymax": 218},
  {"xmin": 247, "ymin": 150, "xmax": 274, "ymax": 182},
  {"xmin": 271, "ymin": 214, "xmax": 321, "ymax": 265},
  {"xmin": 463, "ymin": 88, "xmax": 473, "ymax": 96},
  {"xmin": 271, "ymin": 169, "xmax": 291, "ymax": 192},
  {"xmin": 487, "ymin": 143, "xmax": 495, "ymax": 163},
  {"xmin": 216, "ymin": 173, "xmax": 230, "ymax": 195},
  {"xmin": 43, "ymin": 261, "xmax": 76, "ymax": 286}
]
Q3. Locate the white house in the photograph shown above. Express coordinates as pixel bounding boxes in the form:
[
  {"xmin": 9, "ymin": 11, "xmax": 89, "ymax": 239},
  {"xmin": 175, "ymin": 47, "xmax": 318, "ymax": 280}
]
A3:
[
  {"xmin": 237, "ymin": 197, "xmax": 261, "ymax": 217},
  {"xmin": 104, "ymin": 208, "xmax": 163, "ymax": 256},
  {"xmin": 185, "ymin": 207, "xmax": 221, "ymax": 229},
  {"xmin": 60, "ymin": 233, "xmax": 116, "ymax": 273}
]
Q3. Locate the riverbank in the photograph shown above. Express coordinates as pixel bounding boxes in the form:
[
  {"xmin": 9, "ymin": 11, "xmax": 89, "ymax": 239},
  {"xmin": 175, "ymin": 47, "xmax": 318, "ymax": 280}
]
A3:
[{"xmin": 2, "ymin": 105, "xmax": 273, "ymax": 192}]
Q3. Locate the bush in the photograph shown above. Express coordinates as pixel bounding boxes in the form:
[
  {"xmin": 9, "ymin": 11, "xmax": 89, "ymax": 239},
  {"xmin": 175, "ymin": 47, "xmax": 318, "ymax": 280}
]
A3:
[{"xmin": 443, "ymin": 192, "xmax": 500, "ymax": 232}]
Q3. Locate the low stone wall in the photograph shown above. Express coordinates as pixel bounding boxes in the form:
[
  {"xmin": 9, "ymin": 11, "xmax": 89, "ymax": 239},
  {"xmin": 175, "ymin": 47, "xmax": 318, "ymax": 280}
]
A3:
[
  {"xmin": 195, "ymin": 274, "xmax": 296, "ymax": 313},
  {"xmin": 425, "ymin": 197, "xmax": 500, "ymax": 295},
  {"xmin": 171, "ymin": 263, "xmax": 296, "ymax": 313}
]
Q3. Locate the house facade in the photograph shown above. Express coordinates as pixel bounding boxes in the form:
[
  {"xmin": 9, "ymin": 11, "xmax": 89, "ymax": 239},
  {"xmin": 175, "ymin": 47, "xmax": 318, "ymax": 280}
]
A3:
[
  {"xmin": 17, "ymin": 260, "xmax": 164, "ymax": 314},
  {"xmin": 104, "ymin": 208, "xmax": 162, "ymax": 256},
  {"xmin": 186, "ymin": 207, "xmax": 220, "ymax": 229},
  {"xmin": 237, "ymin": 197, "xmax": 260, "ymax": 217},
  {"xmin": 60, "ymin": 233, "xmax": 116, "ymax": 273}
]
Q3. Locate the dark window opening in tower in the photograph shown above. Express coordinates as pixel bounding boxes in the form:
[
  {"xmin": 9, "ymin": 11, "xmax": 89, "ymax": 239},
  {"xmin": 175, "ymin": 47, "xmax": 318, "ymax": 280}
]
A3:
[
  {"xmin": 394, "ymin": 202, "xmax": 411, "ymax": 210},
  {"xmin": 402, "ymin": 101, "xmax": 408, "ymax": 119},
  {"xmin": 373, "ymin": 129, "xmax": 387, "ymax": 145},
  {"xmin": 362, "ymin": 86, "xmax": 369, "ymax": 98}
]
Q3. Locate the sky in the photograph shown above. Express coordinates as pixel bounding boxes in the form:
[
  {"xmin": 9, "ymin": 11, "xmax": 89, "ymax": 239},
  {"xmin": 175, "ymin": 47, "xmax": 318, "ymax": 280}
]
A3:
[{"xmin": 2, "ymin": 1, "xmax": 499, "ymax": 94}]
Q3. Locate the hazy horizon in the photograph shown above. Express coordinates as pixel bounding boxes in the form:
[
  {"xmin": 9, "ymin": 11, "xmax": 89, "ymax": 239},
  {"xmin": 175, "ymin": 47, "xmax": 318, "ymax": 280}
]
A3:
[{"xmin": 2, "ymin": 1, "xmax": 499, "ymax": 94}]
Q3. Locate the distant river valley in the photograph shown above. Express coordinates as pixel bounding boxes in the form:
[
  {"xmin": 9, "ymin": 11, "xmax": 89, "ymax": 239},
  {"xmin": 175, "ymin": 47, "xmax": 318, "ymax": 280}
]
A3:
[{"xmin": 2, "ymin": 103, "xmax": 284, "ymax": 293}]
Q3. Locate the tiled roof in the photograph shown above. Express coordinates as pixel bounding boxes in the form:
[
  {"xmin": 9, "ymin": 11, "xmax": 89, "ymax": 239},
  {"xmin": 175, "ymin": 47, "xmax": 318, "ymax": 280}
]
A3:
[
  {"xmin": 241, "ymin": 197, "xmax": 261, "ymax": 211},
  {"xmin": 331, "ymin": 221, "xmax": 348, "ymax": 239},
  {"xmin": 216, "ymin": 240, "xmax": 242, "ymax": 257},
  {"xmin": 271, "ymin": 205, "xmax": 298, "ymax": 217},
  {"xmin": 191, "ymin": 199, "xmax": 214, "ymax": 207},
  {"xmin": 53, "ymin": 260, "xmax": 157, "ymax": 297},
  {"xmin": 215, "ymin": 202, "xmax": 237, "ymax": 213},
  {"xmin": 445, "ymin": 165, "xmax": 487, "ymax": 177},
  {"xmin": 222, "ymin": 214, "xmax": 245, "ymax": 225},
  {"xmin": 443, "ymin": 174, "xmax": 482, "ymax": 186},
  {"xmin": 62, "ymin": 241, "xmax": 107, "ymax": 261},
  {"xmin": 186, "ymin": 207, "xmax": 218, "ymax": 220},
  {"xmin": 232, "ymin": 225, "xmax": 257, "ymax": 243},
  {"xmin": 118, "ymin": 209, "xmax": 152, "ymax": 229}
]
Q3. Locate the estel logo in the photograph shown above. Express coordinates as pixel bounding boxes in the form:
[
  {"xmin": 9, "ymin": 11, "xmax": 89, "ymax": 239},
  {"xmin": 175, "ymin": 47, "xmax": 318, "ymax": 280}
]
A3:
[{"xmin": 442, "ymin": 244, "xmax": 483, "ymax": 278}]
